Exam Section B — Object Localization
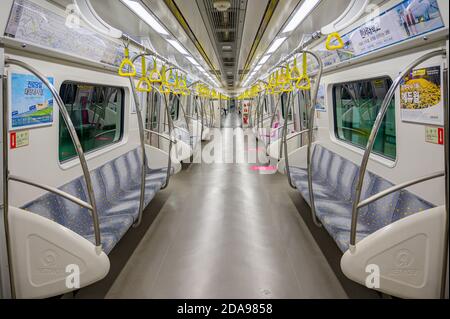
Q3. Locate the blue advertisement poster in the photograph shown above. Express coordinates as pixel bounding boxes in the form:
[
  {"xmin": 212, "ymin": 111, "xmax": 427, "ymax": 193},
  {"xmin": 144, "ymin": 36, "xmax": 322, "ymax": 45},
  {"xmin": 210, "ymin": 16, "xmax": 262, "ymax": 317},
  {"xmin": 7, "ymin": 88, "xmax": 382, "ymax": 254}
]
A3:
[{"xmin": 10, "ymin": 73, "xmax": 54, "ymax": 130}]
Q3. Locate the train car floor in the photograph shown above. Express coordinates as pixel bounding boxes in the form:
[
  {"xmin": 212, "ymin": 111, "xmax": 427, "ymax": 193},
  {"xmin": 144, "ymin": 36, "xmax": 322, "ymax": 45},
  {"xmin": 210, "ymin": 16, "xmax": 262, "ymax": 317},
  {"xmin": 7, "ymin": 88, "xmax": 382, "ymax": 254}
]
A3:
[{"xmin": 100, "ymin": 114, "xmax": 349, "ymax": 298}]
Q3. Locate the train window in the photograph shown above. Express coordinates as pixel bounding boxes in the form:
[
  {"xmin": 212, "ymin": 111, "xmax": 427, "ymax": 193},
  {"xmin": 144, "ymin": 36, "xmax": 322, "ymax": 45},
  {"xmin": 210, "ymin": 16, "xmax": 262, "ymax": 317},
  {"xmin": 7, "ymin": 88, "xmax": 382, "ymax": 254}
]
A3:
[
  {"xmin": 59, "ymin": 82, "xmax": 124, "ymax": 162},
  {"xmin": 333, "ymin": 77, "xmax": 396, "ymax": 160}
]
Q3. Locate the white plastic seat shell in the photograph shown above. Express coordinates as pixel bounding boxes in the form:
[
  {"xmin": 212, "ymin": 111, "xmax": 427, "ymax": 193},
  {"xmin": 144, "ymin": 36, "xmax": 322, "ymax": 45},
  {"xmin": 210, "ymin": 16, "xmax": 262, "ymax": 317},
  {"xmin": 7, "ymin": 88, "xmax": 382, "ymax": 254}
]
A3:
[{"xmin": 8, "ymin": 206, "xmax": 110, "ymax": 299}]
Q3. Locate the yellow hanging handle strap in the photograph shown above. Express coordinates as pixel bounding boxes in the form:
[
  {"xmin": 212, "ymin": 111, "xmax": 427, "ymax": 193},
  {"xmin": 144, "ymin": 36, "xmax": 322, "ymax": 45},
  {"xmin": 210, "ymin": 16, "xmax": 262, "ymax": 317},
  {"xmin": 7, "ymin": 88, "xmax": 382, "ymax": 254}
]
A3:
[
  {"xmin": 281, "ymin": 64, "xmax": 293, "ymax": 93},
  {"xmin": 118, "ymin": 46, "xmax": 137, "ymax": 77},
  {"xmin": 326, "ymin": 32, "xmax": 344, "ymax": 51},
  {"xmin": 289, "ymin": 57, "xmax": 301, "ymax": 81},
  {"xmin": 148, "ymin": 58, "xmax": 162, "ymax": 83},
  {"xmin": 173, "ymin": 73, "xmax": 182, "ymax": 95},
  {"xmin": 159, "ymin": 65, "xmax": 171, "ymax": 94},
  {"xmin": 296, "ymin": 53, "xmax": 311, "ymax": 90},
  {"xmin": 167, "ymin": 69, "xmax": 176, "ymax": 87},
  {"xmin": 136, "ymin": 56, "xmax": 152, "ymax": 93}
]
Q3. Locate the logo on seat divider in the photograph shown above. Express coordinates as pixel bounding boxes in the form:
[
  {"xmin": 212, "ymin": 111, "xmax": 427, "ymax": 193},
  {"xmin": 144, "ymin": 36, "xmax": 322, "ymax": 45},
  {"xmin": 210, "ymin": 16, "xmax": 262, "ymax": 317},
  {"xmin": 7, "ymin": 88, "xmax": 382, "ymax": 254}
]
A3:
[{"xmin": 365, "ymin": 264, "xmax": 380, "ymax": 289}]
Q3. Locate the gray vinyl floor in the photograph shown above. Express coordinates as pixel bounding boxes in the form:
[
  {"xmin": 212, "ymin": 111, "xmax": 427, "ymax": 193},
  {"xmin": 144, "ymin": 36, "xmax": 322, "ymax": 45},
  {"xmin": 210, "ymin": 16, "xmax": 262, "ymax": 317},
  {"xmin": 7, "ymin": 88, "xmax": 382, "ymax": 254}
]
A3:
[{"xmin": 106, "ymin": 113, "xmax": 347, "ymax": 299}]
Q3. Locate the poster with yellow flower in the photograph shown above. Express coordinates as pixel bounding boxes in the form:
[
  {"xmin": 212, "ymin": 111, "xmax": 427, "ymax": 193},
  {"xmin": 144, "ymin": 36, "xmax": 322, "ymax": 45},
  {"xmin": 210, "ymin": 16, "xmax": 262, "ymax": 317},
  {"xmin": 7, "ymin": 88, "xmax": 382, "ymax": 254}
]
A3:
[{"xmin": 400, "ymin": 66, "xmax": 443, "ymax": 125}]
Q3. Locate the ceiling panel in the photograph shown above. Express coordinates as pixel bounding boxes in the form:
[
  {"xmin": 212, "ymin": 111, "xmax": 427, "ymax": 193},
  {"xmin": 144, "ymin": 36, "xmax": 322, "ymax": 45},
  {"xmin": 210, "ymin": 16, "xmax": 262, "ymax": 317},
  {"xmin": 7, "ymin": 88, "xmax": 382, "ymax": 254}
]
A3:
[
  {"xmin": 171, "ymin": 0, "xmax": 221, "ymax": 70},
  {"xmin": 237, "ymin": 0, "xmax": 269, "ymax": 74}
]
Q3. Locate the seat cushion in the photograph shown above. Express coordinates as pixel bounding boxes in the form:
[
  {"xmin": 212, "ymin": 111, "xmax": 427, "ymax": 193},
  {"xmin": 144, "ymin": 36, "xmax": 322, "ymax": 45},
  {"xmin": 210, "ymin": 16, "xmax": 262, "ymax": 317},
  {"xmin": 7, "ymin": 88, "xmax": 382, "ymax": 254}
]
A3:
[
  {"xmin": 290, "ymin": 144, "xmax": 435, "ymax": 252},
  {"xmin": 21, "ymin": 147, "xmax": 167, "ymax": 255}
]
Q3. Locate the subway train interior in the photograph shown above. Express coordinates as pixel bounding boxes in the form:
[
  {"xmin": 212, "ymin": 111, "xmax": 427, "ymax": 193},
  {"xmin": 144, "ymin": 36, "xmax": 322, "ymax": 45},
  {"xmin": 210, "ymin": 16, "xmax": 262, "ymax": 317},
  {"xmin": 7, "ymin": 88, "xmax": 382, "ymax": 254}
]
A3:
[{"xmin": 0, "ymin": 0, "xmax": 449, "ymax": 303}]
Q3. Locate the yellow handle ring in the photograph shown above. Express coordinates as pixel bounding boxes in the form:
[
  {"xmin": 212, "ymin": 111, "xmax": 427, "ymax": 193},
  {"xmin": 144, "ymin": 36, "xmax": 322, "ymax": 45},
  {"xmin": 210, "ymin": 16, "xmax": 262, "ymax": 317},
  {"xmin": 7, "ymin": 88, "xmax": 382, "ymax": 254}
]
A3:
[
  {"xmin": 296, "ymin": 75, "xmax": 311, "ymax": 90},
  {"xmin": 118, "ymin": 47, "xmax": 137, "ymax": 77},
  {"xmin": 326, "ymin": 32, "xmax": 344, "ymax": 51}
]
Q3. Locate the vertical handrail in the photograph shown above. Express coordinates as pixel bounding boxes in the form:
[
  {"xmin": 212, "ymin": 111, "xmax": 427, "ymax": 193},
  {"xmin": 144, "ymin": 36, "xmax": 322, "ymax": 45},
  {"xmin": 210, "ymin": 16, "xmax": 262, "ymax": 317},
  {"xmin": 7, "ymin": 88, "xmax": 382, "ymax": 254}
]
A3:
[
  {"xmin": 350, "ymin": 49, "xmax": 446, "ymax": 248},
  {"xmin": 303, "ymin": 50, "xmax": 324, "ymax": 228},
  {"xmin": 128, "ymin": 53, "xmax": 149, "ymax": 228},
  {"xmin": 5, "ymin": 59, "xmax": 101, "ymax": 246},
  {"xmin": 441, "ymin": 66, "xmax": 449, "ymax": 299},
  {"xmin": 151, "ymin": 86, "xmax": 174, "ymax": 190},
  {"xmin": 2, "ymin": 55, "xmax": 15, "ymax": 298},
  {"xmin": 282, "ymin": 91, "xmax": 296, "ymax": 189}
]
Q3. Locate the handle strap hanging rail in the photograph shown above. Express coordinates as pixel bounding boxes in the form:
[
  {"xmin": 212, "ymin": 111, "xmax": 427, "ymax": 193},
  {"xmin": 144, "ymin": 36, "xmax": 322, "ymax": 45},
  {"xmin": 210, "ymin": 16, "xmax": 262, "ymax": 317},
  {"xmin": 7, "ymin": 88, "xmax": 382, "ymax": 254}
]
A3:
[{"xmin": 349, "ymin": 48, "xmax": 447, "ymax": 299}]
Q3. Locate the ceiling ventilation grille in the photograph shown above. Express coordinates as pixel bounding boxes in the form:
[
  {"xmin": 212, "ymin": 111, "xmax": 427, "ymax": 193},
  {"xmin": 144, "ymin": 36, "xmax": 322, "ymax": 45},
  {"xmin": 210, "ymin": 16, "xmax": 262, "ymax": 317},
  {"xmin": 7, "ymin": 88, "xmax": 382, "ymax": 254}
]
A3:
[{"xmin": 202, "ymin": 0, "xmax": 244, "ymax": 88}]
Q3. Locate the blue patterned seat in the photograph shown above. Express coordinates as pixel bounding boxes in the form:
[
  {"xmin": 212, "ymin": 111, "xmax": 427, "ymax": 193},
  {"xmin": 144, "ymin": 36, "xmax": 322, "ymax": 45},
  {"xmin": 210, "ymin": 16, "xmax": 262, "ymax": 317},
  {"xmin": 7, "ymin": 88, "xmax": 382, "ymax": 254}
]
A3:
[
  {"xmin": 22, "ymin": 148, "xmax": 170, "ymax": 254},
  {"xmin": 289, "ymin": 144, "xmax": 434, "ymax": 252}
]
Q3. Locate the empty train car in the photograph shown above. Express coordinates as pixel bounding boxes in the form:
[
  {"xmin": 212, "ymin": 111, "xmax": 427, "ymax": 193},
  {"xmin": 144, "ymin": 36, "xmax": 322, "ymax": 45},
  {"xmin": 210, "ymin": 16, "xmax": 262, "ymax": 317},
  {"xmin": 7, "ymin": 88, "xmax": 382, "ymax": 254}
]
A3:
[{"xmin": 0, "ymin": 0, "xmax": 448, "ymax": 302}]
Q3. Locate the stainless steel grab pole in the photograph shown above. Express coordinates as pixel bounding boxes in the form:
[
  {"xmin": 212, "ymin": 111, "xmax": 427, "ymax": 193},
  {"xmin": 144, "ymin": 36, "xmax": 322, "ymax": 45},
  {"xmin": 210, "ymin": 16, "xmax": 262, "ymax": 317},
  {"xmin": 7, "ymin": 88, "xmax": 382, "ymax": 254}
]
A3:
[
  {"xmin": 2, "ymin": 62, "xmax": 15, "ymax": 298},
  {"xmin": 128, "ymin": 53, "xmax": 149, "ymax": 228},
  {"xmin": 282, "ymin": 92, "xmax": 296, "ymax": 189},
  {"xmin": 349, "ymin": 49, "xmax": 446, "ymax": 248},
  {"xmin": 151, "ymin": 85, "xmax": 175, "ymax": 190},
  {"xmin": 303, "ymin": 50, "xmax": 324, "ymax": 228}
]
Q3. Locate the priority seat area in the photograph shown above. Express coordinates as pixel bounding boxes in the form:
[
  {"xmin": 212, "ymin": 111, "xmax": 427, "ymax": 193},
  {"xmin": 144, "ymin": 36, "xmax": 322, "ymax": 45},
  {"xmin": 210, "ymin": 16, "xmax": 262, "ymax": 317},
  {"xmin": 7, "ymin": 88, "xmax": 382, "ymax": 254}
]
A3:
[
  {"xmin": 22, "ymin": 148, "xmax": 169, "ymax": 254},
  {"xmin": 289, "ymin": 144, "xmax": 434, "ymax": 252}
]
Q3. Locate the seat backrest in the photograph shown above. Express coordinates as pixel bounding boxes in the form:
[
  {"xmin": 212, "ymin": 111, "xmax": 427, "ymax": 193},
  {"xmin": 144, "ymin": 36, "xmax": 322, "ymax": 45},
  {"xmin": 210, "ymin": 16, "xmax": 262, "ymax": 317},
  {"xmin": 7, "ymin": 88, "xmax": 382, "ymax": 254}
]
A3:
[
  {"xmin": 23, "ymin": 193, "xmax": 63, "ymax": 225},
  {"xmin": 126, "ymin": 148, "xmax": 143, "ymax": 183},
  {"xmin": 325, "ymin": 153, "xmax": 344, "ymax": 191},
  {"xmin": 311, "ymin": 145, "xmax": 324, "ymax": 173},
  {"xmin": 317, "ymin": 146, "xmax": 334, "ymax": 180},
  {"xmin": 99, "ymin": 161, "xmax": 123, "ymax": 200},
  {"xmin": 336, "ymin": 158, "xmax": 359, "ymax": 202},
  {"xmin": 392, "ymin": 190, "xmax": 434, "ymax": 222},
  {"xmin": 58, "ymin": 177, "xmax": 94, "ymax": 236},
  {"xmin": 360, "ymin": 176, "xmax": 400, "ymax": 231}
]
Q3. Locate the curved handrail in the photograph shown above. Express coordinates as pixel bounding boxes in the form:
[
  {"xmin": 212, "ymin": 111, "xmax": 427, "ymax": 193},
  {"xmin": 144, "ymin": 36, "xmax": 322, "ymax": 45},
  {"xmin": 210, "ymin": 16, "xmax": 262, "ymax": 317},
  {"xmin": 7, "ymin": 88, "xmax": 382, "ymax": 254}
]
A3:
[
  {"xmin": 9, "ymin": 175, "xmax": 94, "ymax": 211},
  {"xmin": 5, "ymin": 59, "xmax": 101, "ymax": 247},
  {"xmin": 128, "ymin": 53, "xmax": 151, "ymax": 227},
  {"xmin": 350, "ymin": 49, "xmax": 447, "ymax": 248},
  {"xmin": 279, "ymin": 92, "xmax": 298, "ymax": 159},
  {"xmin": 300, "ymin": 50, "xmax": 324, "ymax": 227},
  {"xmin": 357, "ymin": 171, "xmax": 445, "ymax": 209},
  {"xmin": 149, "ymin": 85, "xmax": 175, "ymax": 191},
  {"xmin": 281, "ymin": 92, "xmax": 296, "ymax": 188},
  {"xmin": 143, "ymin": 129, "xmax": 177, "ymax": 144},
  {"xmin": 285, "ymin": 127, "xmax": 318, "ymax": 142}
]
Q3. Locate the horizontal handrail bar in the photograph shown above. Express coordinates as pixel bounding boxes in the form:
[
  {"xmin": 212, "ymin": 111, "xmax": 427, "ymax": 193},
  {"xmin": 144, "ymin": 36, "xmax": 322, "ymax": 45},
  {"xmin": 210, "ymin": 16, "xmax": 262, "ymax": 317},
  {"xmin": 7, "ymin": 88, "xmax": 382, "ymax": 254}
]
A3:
[
  {"xmin": 94, "ymin": 129, "xmax": 117, "ymax": 139},
  {"xmin": 172, "ymin": 124, "xmax": 190, "ymax": 135},
  {"xmin": 261, "ymin": 114, "xmax": 274, "ymax": 121},
  {"xmin": 285, "ymin": 128, "xmax": 315, "ymax": 142},
  {"xmin": 358, "ymin": 171, "xmax": 445, "ymax": 209},
  {"xmin": 144, "ymin": 129, "xmax": 177, "ymax": 144},
  {"xmin": 9, "ymin": 175, "xmax": 94, "ymax": 211}
]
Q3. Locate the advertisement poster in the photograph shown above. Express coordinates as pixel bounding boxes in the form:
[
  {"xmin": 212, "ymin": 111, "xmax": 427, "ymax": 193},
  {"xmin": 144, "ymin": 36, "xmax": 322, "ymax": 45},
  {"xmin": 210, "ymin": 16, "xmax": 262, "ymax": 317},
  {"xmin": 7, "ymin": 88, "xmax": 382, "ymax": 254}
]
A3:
[
  {"xmin": 10, "ymin": 73, "xmax": 54, "ymax": 130},
  {"xmin": 344, "ymin": 0, "xmax": 444, "ymax": 58},
  {"xmin": 312, "ymin": 0, "xmax": 444, "ymax": 72},
  {"xmin": 400, "ymin": 66, "xmax": 443, "ymax": 125}
]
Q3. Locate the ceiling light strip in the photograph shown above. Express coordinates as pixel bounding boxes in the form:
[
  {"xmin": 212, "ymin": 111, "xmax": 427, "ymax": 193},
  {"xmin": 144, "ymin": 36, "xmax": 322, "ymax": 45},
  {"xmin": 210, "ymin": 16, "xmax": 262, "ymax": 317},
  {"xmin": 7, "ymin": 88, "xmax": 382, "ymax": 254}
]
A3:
[{"xmin": 239, "ymin": 0, "xmax": 279, "ymax": 82}]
